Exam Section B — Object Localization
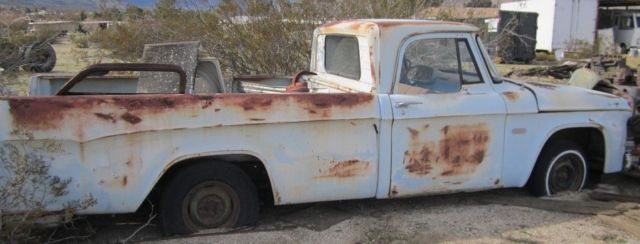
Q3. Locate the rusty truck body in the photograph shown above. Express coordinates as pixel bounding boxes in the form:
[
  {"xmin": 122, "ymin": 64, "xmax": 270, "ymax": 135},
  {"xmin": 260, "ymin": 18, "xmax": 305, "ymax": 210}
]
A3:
[{"xmin": 0, "ymin": 19, "xmax": 632, "ymax": 235}]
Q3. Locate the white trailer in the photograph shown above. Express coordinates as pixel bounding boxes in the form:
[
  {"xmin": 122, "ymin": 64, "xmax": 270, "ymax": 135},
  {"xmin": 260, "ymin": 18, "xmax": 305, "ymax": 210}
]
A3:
[{"xmin": 500, "ymin": 0, "xmax": 598, "ymax": 53}]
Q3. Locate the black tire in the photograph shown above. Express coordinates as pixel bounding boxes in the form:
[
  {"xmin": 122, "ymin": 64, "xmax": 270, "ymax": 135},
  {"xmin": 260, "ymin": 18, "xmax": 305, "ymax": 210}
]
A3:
[
  {"xmin": 23, "ymin": 43, "xmax": 56, "ymax": 73},
  {"xmin": 159, "ymin": 162, "xmax": 259, "ymax": 235},
  {"xmin": 528, "ymin": 140, "xmax": 588, "ymax": 197},
  {"xmin": 621, "ymin": 43, "xmax": 629, "ymax": 54}
]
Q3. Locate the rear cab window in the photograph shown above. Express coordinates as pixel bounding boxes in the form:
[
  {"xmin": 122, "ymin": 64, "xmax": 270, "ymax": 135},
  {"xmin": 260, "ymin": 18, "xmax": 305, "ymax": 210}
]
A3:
[
  {"xmin": 325, "ymin": 36, "xmax": 361, "ymax": 80},
  {"xmin": 313, "ymin": 34, "xmax": 375, "ymax": 93}
]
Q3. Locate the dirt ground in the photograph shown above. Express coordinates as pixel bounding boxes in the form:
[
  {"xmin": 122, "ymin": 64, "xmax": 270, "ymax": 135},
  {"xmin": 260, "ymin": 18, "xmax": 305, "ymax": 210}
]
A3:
[{"xmin": 70, "ymin": 174, "xmax": 638, "ymax": 244}]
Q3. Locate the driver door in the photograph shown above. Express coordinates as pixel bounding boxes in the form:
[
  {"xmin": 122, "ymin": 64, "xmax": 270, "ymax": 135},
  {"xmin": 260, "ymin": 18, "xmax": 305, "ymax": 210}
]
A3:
[{"xmin": 389, "ymin": 33, "xmax": 507, "ymax": 197}]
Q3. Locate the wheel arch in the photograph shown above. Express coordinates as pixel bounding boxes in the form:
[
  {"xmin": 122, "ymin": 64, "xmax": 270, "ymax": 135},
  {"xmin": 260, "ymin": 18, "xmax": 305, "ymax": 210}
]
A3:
[
  {"xmin": 527, "ymin": 124, "xmax": 606, "ymax": 183},
  {"xmin": 137, "ymin": 150, "xmax": 277, "ymax": 212}
]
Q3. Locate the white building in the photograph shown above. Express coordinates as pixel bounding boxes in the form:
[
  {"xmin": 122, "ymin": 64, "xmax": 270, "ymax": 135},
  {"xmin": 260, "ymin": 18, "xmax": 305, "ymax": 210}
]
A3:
[{"xmin": 500, "ymin": 0, "xmax": 599, "ymax": 53}]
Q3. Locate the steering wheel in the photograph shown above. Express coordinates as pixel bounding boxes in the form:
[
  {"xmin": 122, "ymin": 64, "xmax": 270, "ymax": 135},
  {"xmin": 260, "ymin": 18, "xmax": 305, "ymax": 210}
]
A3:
[
  {"xmin": 286, "ymin": 70, "xmax": 316, "ymax": 93},
  {"xmin": 406, "ymin": 65, "xmax": 435, "ymax": 86}
]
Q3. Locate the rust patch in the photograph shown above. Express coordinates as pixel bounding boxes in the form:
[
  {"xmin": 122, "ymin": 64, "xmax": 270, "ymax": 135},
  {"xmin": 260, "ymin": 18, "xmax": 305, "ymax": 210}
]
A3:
[
  {"xmin": 441, "ymin": 170, "xmax": 455, "ymax": 176},
  {"xmin": 375, "ymin": 20, "xmax": 468, "ymax": 28},
  {"xmin": 403, "ymin": 124, "xmax": 490, "ymax": 176},
  {"xmin": 214, "ymin": 108, "xmax": 221, "ymax": 112},
  {"xmin": 293, "ymin": 93, "xmax": 374, "ymax": 109},
  {"xmin": 111, "ymin": 95, "xmax": 215, "ymax": 112},
  {"xmin": 404, "ymin": 144, "xmax": 435, "ymax": 175},
  {"xmin": 6, "ymin": 95, "xmax": 216, "ymax": 131},
  {"xmin": 502, "ymin": 91, "xmax": 519, "ymax": 102},
  {"xmin": 8, "ymin": 99, "xmax": 75, "ymax": 130},
  {"xmin": 369, "ymin": 45, "xmax": 376, "ymax": 81},
  {"xmin": 438, "ymin": 124, "xmax": 489, "ymax": 173},
  {"xmin": 391, "ymin": 185, "xmax": 398, "ymax": 196},
  {"xmin": 408, "ymin": 127, "xmax": 419, "ymax": 140},
  {"xmin": 201, "ymin": 99, "xmax": 213, "ymax": 109},
  {"xmin": 238, "ymin": 96, "xmax": 273, "ymax": 111},
  {"xmin": 99, "ymin": 175, "xmax": 128, "ymax": 188},
  {"xmin": 94, "ymin": 113, "xmax": 116, "ymax": 123},
  {"xmin": 527, "ymin": 81, "xmax": 558, "ymax": 90},
  {"xmin": 120, "ymin": 113, "xmax": 142, "ymax": 124},
  {"xmin": 6, "ymin": 93, "xmax": 372, "ymax": 133},
  {"xmin": 316, "ymin": 160, "xmax": 370, "ymax": 178}
]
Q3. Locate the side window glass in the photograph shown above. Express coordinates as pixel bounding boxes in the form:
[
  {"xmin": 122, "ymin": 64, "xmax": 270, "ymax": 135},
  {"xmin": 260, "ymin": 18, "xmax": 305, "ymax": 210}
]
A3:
[
  {"xmin": 457, "ymin": 41, "xmax": 482, "ymax": 84},
  {"xmin": 620, "ymin": 17, "xmax": 633, "ymax": 29},
  {"xmin": 397, "ymin": 38, "xmax": 481, "ymax": 94}
]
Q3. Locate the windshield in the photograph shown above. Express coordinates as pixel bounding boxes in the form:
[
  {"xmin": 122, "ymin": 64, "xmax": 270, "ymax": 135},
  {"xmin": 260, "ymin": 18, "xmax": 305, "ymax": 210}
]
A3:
[{"xmin": 475, "ymin": 36, "xmax": 502, "ymax": 82}]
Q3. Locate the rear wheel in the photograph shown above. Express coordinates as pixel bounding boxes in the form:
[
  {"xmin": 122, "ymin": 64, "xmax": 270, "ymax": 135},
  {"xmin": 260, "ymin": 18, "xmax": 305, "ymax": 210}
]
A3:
[
  {"xmin": 160, "ymin": 162, "xmax": 259, "ymax": 235},
  {"xmin": 528, "ymin": 140, "xmax": 588, "ymax": 196}
]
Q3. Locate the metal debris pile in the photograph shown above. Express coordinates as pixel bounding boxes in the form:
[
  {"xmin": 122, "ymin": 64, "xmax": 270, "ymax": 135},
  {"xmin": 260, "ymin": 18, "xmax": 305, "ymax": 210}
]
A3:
[
  {"xmin": 506, "ymin": 63, "xmax": 579, "ymax": 79},
  {"xmin": 505, "ymin": 56, "xmax": 639, "ymax": 86}
]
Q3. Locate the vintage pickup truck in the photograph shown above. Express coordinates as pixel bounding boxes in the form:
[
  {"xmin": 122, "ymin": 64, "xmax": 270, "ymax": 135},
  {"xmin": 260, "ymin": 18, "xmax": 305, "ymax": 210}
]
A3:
[{"xmin": 0, "ymin": 19, "xmax": 632, "ymax": 235}]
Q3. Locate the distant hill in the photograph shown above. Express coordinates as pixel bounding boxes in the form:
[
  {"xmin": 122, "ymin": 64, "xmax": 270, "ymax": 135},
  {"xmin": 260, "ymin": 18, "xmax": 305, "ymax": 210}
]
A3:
[
  {"xmin": 0, "ymin": 0, "xmax": 157, "ymax": 10},
  {"xmin": 0, "ymin": 0, "xmax": 258, "ymax": 11}
]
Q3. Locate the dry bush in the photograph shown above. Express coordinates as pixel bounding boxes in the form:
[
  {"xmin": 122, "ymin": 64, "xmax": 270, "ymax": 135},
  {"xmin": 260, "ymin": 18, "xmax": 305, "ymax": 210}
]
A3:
[
  {"xmin": 91, "ymin": 0, "xmax": 443, "ymax": 75},
  {"xmin": 0, "ymin": 130, "xmax": 97, "ymax": 243},
  {"xmin": 565, "ymin": 39, "xmax": 597, "ymax": 59},
  {"xmin": 69, "ymin": 32, "xmax": 90, "ymax": 48},
  {"xmin": 535, "ymin": 52, "xmax": 556, "ymax": 62}
]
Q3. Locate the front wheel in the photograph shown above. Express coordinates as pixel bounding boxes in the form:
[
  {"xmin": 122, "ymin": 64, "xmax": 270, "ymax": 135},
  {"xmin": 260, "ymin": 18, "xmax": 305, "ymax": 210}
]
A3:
[
  {"xmin": 528, "ymin": 140, "xmax": 588, "ymax": 196},
  {"xmin": 159, "ymin": 162, "xmax": 259, "ymax": 235}
]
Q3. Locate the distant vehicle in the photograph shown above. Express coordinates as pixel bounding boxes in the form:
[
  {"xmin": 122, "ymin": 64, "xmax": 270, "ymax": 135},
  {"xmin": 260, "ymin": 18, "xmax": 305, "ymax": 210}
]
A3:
[
  {"xmin": 613, "ymin": 12, "xmax": 640, "ymax": 52},
  {"xmin": 0, "ymin": 19, "xmax": 631, "ymax": 236}
]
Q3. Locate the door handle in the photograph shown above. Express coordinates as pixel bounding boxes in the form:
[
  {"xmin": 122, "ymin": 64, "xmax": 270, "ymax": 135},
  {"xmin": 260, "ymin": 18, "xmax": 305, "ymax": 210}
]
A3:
[{"xmin": 394, "ymin": 101, "xmax": 423, "ymax": 108}]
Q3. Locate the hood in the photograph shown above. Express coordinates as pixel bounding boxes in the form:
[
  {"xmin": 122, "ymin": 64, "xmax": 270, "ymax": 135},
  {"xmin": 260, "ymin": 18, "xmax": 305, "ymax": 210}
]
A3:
[{"xmin": 509, "ymin": 80, "xmax": 630, "ymax": 112}]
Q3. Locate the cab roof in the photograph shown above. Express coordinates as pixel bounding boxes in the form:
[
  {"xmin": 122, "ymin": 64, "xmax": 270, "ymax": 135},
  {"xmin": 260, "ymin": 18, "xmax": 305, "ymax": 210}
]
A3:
[{"xmin": 318, "ymin": 19, "xmax": 479, "ymax": 36}]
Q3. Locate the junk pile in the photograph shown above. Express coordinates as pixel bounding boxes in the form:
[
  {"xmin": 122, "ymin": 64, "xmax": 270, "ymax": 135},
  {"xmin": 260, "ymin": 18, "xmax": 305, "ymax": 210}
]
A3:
[
  {"xmin": 505, "ymin": 56, "xmax": 637, "ymax": 86},
  {"xmin": 507, "ymin": 55, "xmax": 640, "ymax": 177}
]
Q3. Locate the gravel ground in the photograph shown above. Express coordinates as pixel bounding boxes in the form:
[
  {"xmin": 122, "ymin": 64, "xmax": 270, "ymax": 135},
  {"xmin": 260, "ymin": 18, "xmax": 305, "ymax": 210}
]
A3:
[{"xmin": 79, "ymin": 174, "xmax": 640, "ymax": 243}]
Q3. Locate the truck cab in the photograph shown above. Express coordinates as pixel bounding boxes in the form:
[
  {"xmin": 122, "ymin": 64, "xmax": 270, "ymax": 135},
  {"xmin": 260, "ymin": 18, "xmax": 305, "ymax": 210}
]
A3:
[
  {"xmin": 308, "ymin": 19, "xmax": 629, "ymax": 199},
  {"xmin": 613, "ymin": 12, "xmax": 640, "ymax": 51}
]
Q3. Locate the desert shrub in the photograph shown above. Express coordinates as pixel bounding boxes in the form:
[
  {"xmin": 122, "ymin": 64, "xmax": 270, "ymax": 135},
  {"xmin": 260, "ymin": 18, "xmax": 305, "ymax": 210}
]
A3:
[
  {"xmin": 91, "ymin": 0, "xmax": 443, "ymax": 75},
  {"xmin": 535, "ymin": 52, "xmax": 556, "ymax": 62},
  {"xmin": 69, "ymin": 32, "xmax": 90, "ymax": 48},
  {"xmin": 0, "ymin": 130, "xmax": 96, "ymax": 243},
  {"xmin": 0, "ymin": 72, "xmax": 24, "ymax": 96},
  {"xmin": 565, "ymin": 39, "xmax": 597, "ymax": 59}
]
